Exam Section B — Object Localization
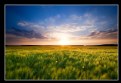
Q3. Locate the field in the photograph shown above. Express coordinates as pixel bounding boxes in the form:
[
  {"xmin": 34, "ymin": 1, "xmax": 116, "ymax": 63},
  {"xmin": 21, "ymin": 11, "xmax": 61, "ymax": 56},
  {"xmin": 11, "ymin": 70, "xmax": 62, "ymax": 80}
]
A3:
[{"xmin": 5, "ymin": 45, "xmax": 118, "ymax": 80}]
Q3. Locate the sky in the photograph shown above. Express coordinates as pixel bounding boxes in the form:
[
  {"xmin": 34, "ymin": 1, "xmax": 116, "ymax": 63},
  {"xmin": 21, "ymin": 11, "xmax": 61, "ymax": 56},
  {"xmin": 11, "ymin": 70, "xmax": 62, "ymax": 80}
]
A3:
[{"xmin": 5, "ymin": 5, "xmax": 118, "ymax": 45}]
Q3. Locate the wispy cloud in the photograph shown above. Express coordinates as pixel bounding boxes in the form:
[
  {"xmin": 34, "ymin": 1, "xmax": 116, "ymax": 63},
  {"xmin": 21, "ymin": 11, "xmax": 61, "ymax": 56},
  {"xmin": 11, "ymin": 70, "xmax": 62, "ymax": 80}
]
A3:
[
  {"xmin": 7, "ymin": 27, "xmax": 46, "ymax": 39},
  {"xmin": 88, "ymin": 28, "xmax": 118, "ymax": 39},
  {"xmin": 6, "ymin": 12, "xmax": 118, "ymax": 45},
  {"xmin": 70, "ymin": 15, "xmax": 82, "ymax": 20},
  {"xmin": 17, "ymin": 21, "xmax": 30, "ymax": 27},
  {"xmin": 16, "ymin": 13, "xmax": 97, "ymax": 38},
  {"xmin": 48, "ymin": 24, "xmax": 86, "ymax": 33}
]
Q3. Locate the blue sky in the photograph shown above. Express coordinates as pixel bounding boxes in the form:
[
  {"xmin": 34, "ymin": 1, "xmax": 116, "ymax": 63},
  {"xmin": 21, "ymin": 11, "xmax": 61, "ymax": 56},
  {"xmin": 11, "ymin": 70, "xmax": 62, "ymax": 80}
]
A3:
[{"xmin": 5, "ymin": 5, "xmax": 118, "ymax": 45}]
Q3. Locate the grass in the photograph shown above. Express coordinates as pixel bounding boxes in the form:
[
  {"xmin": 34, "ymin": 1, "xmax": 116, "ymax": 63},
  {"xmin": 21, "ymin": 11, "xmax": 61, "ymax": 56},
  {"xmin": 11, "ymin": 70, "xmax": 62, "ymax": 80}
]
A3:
[{"xmin": 5, "ymin": 45, "xmax": 118, "ymax": 80}]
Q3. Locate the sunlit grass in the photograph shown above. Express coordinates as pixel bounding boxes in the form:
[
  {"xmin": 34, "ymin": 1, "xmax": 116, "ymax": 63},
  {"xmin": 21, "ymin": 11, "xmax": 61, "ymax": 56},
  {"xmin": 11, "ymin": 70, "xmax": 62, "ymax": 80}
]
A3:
[{"xmin": 5, "ymin": 45, "xmax": 118, "ymax": 80}]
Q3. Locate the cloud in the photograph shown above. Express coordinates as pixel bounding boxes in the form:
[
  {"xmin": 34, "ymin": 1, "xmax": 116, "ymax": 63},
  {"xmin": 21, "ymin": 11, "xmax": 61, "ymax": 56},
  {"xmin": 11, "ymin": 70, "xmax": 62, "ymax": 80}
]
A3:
[
  {"xmin": 48, "ymin": 24, "xmax": 86, "ymax": 33},
  {"xmin": 84, "ymin": 13, "xmax": 92, "ymax": 17},
  {"xmin": 17, "ymin": 20, "xmax": 91, "ymax": 39},
  {"xmin": 6, "ymin": 34, "xmax": 24, "ymax": 45},
  {"xmin": 6, "ymin": 33, "xmax": 59, "ymax": 45},
  {"xmin": 70, "ymin": 15, "xmax": 82, "ymax": 20},
  {"xmin": 13, "ymin": 13, "xmax": 117, "ymax": 41},
  {"xmin": 17, "ymin": 21, "xmax": 30, "ymax": 27},
  {"xmin": 88, "ymin": 28, "xmax": 118, "ymax": 39},
  {"xmin": 44, "ymin": 14, "xmax": 61, "ymax": 25},
  {"xmin": 7, "ymin": 27, "xmax": 46, "ymax": 39}
]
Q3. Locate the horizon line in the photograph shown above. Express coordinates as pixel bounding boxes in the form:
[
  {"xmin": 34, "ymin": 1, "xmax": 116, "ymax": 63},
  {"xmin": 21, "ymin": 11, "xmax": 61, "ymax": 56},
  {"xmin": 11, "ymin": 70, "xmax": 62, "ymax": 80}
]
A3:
[{"xmin": 5, "ymin": 44, "xmax": 118, "ymax": 46}]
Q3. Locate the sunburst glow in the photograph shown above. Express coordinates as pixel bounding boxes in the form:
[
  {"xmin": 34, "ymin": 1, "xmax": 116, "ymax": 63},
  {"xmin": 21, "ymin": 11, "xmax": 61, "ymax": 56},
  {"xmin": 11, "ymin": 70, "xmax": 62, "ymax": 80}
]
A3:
[{"xmin": 59, "ymin": 37, "xmax": 70, "ymax": 45}]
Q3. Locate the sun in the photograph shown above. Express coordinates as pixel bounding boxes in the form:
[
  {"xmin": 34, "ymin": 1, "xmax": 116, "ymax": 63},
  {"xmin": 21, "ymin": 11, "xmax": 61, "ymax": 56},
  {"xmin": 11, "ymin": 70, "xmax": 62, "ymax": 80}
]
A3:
[
  {"xmin": 55, "ymin": 33, "xmax": 71, "ymax": 45},
  {"xmin": 59, "ymin": 37, "xmax": 70, "ymax": 45}
]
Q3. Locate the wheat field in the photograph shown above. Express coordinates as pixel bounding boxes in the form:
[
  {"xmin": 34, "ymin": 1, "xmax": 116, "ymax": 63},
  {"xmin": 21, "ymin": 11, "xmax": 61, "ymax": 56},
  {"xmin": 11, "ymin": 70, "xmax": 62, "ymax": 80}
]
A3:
[{"xmin": 5, "ymin": 45, "xmax": 118, "ymax": 80}]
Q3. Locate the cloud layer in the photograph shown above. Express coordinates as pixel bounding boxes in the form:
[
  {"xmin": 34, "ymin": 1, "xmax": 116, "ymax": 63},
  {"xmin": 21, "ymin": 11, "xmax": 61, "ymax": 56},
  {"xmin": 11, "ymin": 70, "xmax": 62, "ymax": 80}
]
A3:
[
  {"xmin": 88, "ymin": 28, "xmax": 117, "ymax": 39},
  {"xmin": 6, "ymin": 13, "xmax": 118, "ymax": 45},
  {"xmin": 7, "ymin": 27, "xmax": 46, "ymax": 39}
]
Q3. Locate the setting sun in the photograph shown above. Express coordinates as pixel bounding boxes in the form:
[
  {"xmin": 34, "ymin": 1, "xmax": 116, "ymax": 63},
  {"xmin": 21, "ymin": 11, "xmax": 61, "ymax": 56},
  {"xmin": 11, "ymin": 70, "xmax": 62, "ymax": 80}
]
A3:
[{"xmin": 59, "ymin": 37, "xmax": 70, "ymax": 45}]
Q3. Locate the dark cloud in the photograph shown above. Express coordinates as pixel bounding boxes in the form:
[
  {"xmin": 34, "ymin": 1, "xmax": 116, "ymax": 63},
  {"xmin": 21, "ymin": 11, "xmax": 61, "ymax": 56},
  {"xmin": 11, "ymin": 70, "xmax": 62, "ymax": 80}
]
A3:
[
  {"xmin": 88, "ymin": 28, "xmax": 118, "ymax": 39},
  {"xmin": 7, "ymin": 27, "xmax": 46, "ymax": 39},
  {"xmin": 6, "ymin": 34, "xmax": 23, "ymax": 45}
]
